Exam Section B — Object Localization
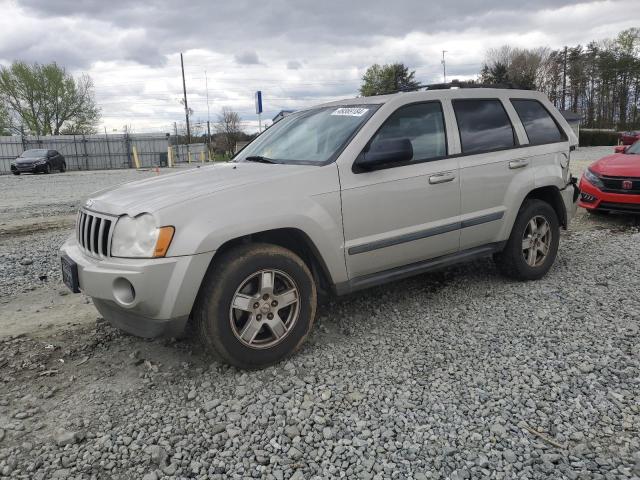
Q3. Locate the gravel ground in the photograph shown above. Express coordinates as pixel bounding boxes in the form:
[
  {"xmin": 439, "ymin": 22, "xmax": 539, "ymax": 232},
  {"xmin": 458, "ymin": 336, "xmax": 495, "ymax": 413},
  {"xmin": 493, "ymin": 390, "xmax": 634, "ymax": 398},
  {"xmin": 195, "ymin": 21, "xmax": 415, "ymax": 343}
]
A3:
[
  {"xmin": 0, "ymin": 226, "xmax": 639, "ymax": 479},
  {"xmin": 1, "ymin": 148, "xmax": 639, "ymax": 479},
  {"xmin": 0, "ymin": 166, "xmax": 195, "ymax": 224}
]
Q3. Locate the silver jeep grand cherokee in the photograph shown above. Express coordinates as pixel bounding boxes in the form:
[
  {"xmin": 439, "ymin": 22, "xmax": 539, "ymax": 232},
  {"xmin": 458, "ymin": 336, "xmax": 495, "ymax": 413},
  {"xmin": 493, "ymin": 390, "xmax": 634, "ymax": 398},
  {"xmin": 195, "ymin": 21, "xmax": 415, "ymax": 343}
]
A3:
[{"xmin": 60, "ymin": 88, "xmax": 579, "ymax": 368}]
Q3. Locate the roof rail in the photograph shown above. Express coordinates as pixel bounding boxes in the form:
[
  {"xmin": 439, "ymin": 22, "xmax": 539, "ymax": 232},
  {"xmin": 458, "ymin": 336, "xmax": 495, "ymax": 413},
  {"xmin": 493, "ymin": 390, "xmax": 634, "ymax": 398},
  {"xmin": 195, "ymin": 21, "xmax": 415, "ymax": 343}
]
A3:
[
  {"xmin": 423, "ymin": 80, "xmax": 523, "ymax": 90},
  {"xmin": 383, "ymin": 80, "xmax": 528, "ymax": 96}
]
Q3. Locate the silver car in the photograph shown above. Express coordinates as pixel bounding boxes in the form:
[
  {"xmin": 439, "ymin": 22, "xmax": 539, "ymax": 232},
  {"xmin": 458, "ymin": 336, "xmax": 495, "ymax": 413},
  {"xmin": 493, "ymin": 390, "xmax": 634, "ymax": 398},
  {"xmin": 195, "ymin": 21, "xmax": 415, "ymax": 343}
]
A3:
[{"xmin": 60, "ymin": 88, "xmax": 579, "ymax": 368}]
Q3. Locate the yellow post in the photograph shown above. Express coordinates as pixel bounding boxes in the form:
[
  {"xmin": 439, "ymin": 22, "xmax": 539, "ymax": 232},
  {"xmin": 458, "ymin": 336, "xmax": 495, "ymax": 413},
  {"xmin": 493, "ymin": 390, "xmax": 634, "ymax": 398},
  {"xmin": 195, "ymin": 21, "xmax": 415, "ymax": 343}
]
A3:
[
  {"xmin": 132, "ymin": 146, "xmax": 141, "ymax": 169},
  {"xmin": 188, "ymin": 151, "xmax": 192, "ymax": 164},
  {"xmin": 167, "ymin": 146, "xmax": 173, "ymax": 168},
  {"xmin": 208, "ymin": 147, "xmax": 212, "ymax": 162},
  {"xmin": 200, "ymin": 151, "xmax": 205, "ymax": 163}
]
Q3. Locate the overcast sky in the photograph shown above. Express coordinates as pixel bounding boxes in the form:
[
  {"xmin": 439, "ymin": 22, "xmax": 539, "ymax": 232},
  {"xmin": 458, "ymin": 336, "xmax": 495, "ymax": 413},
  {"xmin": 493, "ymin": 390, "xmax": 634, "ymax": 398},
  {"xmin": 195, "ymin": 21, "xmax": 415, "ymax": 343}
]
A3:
[{"xmin": 0, "ymin": 0, "xmax": 638, "ymax": 134}]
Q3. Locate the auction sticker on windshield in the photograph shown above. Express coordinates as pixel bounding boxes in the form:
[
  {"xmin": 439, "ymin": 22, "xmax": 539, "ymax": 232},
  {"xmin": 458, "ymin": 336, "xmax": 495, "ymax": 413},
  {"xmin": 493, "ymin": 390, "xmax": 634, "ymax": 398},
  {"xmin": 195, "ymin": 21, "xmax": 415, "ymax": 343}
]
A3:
[{"xmin": 331, "ymin": 107, "xmax": 369, "ymax": 117}]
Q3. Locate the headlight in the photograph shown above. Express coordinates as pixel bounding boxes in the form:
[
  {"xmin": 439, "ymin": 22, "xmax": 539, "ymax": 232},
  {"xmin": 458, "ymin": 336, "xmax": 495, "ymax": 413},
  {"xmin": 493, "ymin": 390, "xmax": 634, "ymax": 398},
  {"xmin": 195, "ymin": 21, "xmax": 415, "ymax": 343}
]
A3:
[
  {"xmin": 35, "ymin": 159, "xmax": 47, "ymax": 164},
  {"xmin": 584, "ymin": 169, "xmax": 604, "ymax": 189},
  {"xmin": 111, "ymin": 213, "xmax": 174, "ymax": 258}
]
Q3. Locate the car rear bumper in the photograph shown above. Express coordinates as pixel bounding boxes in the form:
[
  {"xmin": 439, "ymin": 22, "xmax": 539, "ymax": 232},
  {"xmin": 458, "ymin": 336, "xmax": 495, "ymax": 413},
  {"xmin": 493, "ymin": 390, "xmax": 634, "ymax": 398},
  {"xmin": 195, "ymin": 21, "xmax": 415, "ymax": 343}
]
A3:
[
  {"xmin": 560, "ymin": 177, "xmax": 579, "ymax": 225},
  {"xmin": 578, "ymin": 177, "xmax": 640, "ymax": 213},
  {"xmin": 60, "ymin": 236, "xmax": 214, "ymax": 338}
]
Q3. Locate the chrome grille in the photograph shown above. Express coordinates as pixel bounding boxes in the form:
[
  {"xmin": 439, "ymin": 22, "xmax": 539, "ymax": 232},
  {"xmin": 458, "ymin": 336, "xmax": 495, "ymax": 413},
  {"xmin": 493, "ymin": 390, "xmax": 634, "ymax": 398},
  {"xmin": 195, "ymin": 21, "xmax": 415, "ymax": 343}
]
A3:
[{"xmin": 76, "ymin": 209, "xmax": 116, "ymax": 257}]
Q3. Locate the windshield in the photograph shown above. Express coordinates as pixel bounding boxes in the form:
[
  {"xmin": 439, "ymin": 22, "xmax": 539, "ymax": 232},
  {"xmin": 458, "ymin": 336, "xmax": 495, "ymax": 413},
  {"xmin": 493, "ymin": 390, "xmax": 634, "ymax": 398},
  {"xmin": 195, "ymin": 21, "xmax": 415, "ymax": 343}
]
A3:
[
  {"xmin": 235, "ymin": 105, "xmax": 378, "ymax": 165},
  {"xmin": 21, "ymin": 149, "xmax": 48, "ymax": 158},
  {"xmin": 627, "ymin": 141, "xmax": 640, "ymax": 155}
]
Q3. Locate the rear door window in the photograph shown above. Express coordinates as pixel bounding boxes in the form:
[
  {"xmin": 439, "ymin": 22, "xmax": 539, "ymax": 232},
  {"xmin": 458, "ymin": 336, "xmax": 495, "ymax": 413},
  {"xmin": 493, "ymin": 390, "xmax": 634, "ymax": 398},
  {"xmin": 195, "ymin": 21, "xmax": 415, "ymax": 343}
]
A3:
[
  {"xmin": 452, "ymin": 99, "xmax": 515, "ymax": 154},
  {"xmin": 511, "ymin": 99, "xmax": 566, "ymax": 145}
]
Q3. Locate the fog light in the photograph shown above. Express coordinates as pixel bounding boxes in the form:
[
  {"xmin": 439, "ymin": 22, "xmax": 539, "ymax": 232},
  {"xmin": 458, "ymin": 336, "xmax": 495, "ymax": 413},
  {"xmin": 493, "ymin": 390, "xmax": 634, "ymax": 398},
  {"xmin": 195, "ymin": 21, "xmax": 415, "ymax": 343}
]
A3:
[
  {"xmin": 113, "ymin": 277, "xmax": 135, "ymax": 305},
  {"xmin": 580, "ymin": 192, "xmax": 597, "ymax": 203}
]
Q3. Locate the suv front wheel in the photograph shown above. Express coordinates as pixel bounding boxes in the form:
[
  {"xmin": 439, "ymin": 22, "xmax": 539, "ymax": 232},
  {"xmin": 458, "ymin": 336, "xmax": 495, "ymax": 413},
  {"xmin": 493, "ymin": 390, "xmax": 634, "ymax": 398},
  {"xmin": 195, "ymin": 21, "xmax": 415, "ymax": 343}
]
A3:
[
  {"xmin": 193, "ymin": 243, "xmax": 317, "ymax": 369},
  {"xmin": 494, "ymin": 199, "xmax": 560, "ymax": 281}
]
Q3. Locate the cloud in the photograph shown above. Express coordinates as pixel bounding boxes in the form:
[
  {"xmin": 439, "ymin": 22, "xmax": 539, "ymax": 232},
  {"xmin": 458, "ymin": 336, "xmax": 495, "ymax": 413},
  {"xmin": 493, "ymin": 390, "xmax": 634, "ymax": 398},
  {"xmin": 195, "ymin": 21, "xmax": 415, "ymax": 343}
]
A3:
[
  {"xmin": 234, "ymin": 51, "xmax": 261, "ymax": 65},
  {"xmin": 1, "ymin": 0, "xmax": 637, "ymax": 132}
]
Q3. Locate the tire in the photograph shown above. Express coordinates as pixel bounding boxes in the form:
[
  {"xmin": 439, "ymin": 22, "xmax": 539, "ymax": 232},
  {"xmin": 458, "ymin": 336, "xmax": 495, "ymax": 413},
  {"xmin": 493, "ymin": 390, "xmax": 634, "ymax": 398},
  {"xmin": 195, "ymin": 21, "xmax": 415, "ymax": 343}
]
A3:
[
  {"xmin": 44, "ymin": 163, "xmax": 51, "ymax": 174},
  {"xmin": 494, "ymin": 199, "xmax": 560, "ymax": 281},
  {"xmin": 12, "ymin": 171, "xmax": 20, "ymax": 176},
  {"xmin": 59, "ymin": 162, "xmax": 66, "ymax": 173},
  {"xmin": 193, "ymin": 243, "xmax": 317, "ymax": 369}
]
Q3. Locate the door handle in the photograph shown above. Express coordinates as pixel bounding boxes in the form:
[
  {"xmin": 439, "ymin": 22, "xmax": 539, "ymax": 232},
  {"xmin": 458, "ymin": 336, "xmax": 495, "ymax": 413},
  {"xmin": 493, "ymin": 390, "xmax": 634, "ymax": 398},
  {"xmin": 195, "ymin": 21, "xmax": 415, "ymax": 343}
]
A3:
[
  {"xmin": 429, "ymin": 172, "xmax": 456, "ymax": 184},
  {"xmin": 509, "ymin": 159, "xmax": 529, "ymax": 169}
]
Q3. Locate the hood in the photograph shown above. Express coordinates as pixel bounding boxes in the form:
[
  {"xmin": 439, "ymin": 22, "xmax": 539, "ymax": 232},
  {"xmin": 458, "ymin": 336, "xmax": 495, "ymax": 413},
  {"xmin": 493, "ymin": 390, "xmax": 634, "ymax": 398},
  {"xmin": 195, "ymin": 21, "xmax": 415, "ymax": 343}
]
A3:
[
  {"xmin": 590, "ymin": 153, "xmax": 640, "ymax": 177},
  {"xmin": 84, "ymin": 162, "xmax": 313, "ymax": 216}
]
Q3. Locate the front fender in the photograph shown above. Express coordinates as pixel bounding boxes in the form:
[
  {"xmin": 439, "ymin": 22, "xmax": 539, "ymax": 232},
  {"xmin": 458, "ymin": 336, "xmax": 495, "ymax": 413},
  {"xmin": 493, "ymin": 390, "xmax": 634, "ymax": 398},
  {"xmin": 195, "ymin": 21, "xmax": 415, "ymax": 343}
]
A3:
[{"xmin": 158, "ymin": 164, "xmax": 349, "ymax": 285}]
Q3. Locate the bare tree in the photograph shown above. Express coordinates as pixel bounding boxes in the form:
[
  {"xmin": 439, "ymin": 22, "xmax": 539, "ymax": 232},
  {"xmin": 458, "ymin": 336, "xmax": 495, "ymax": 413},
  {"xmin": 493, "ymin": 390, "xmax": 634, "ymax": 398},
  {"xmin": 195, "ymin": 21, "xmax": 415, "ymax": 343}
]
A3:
[{"xmin": 214, "ymin": 107, "xmax": 242, "ymax": 155}]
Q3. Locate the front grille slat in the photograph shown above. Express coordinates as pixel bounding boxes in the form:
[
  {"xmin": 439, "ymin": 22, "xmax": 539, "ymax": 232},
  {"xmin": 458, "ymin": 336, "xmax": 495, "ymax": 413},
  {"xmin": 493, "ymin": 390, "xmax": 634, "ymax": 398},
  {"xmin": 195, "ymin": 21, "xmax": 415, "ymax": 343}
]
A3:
[
  {"xmin": 76, "ymin": 209, "xmax": 116, "ymax": 258},
  {"xmin": 97, "ymin": 220, "xmax": 105, "ymax": 257},
  {"xmin": 89, "ymin": 216, "xmax": 97, "ymax": 253},
  {"xmin": 83, "ymin": 215, "xmax": 90, "ymax": 251}
]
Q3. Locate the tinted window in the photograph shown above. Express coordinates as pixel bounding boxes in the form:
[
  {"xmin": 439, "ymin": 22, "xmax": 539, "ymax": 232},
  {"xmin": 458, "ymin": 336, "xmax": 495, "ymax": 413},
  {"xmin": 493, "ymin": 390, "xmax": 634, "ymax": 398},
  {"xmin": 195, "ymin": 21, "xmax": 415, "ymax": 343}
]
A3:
[
  {"xmin": 369, "ymin": 102, "xmax": 447, "ymax": 164},
  {"xmin": 453, "ymin": 99, "xmax": 515, "ymax": 154},
  {"xmin": 511, "ymin": 99, "xmax": 565, "ymax": 145}
]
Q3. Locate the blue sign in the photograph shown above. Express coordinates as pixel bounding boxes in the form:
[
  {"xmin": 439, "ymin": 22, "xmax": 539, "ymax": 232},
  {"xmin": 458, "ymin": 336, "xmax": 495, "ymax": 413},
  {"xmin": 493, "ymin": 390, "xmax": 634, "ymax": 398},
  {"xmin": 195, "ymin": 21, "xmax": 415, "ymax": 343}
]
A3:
[{"xmin": 255, "ymin": 91, "xmax": 263, "ymax": 114}]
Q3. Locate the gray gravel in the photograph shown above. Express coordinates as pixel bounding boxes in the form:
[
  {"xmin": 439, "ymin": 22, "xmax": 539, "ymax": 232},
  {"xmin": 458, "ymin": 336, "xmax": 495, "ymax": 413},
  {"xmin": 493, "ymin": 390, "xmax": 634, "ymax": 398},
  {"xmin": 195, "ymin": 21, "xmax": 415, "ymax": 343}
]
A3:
[
  {"xmin": 0, "ymin": 167, "xmax": 195, "ymax": 224},
  {"xmin": 1, "ymin": 151, "xmax": 639, "ymax": 478},
  {"xmin": 1, "ymin": 225, "xmax": 639, "ymax": 479},
  {"xmin": 0, "ymin": 229, "xmax": 71, "ymax": 299}
]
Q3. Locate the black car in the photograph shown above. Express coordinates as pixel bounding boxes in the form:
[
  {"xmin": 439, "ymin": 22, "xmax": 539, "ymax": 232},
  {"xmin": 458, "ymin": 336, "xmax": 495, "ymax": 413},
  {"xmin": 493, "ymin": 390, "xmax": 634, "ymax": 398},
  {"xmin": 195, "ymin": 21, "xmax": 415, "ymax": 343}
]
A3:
[{"xmin": 11, "ymin": 149, "xmax": 66, "ymax": 175}]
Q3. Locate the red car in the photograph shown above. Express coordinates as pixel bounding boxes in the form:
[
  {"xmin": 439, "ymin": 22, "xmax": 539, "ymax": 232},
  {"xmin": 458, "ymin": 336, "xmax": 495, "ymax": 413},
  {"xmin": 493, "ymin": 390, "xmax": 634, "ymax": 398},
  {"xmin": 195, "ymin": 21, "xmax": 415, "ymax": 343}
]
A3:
[
  {"xmin": 579, "ymin": 141, "xmax": 640, "ymax": 214},
  {"xmin": 619, "ymin": 131, "xmax": 640, "ymax": 145}
]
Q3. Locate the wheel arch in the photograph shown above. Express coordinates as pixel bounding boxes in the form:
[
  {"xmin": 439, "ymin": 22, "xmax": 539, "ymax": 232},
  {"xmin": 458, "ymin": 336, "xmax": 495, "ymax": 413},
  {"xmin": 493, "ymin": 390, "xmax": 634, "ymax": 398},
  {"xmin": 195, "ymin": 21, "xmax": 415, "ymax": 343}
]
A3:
[
  {"xmin": 523, "ymin": 185, "xmax": 567, "ymax": 228},
  {"xmin": 204, "ymin": 227, "xmax": 335, "ymax": 297}
]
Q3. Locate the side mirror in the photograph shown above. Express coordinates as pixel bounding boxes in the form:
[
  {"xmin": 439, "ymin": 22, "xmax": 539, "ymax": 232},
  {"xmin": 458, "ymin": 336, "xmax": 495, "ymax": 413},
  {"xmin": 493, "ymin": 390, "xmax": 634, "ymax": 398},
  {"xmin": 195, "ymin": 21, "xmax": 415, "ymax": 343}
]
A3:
[
  {"xmin": 355, "ymin": 138, "xmax": 413, "ymax": 171},
  {"xmin": 614, "ymin": 145, "xmax": 628, "ymax": 154}
]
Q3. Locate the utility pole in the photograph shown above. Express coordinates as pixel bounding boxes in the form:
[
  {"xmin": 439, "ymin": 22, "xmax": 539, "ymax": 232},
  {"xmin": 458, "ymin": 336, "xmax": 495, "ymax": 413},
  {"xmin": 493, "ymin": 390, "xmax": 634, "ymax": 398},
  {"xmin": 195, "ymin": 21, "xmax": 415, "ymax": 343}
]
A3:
[
  {"xmin": 180, "ymin": 53, "xmax": 191, "ymax": 145},
  {"xmin": 205, "ymin": 70, "xmax": 211, "ymax": 152},
  {"xmin": 561, "ymin": 46, "xmax": 568, "ymax": 111},
  {"xmin": 441, "ymin": 50, "xmax": 447, "ymax": 83},
  {"xmin": 173, "ymin": 121, "xmax": 180, "ymax": 162}
]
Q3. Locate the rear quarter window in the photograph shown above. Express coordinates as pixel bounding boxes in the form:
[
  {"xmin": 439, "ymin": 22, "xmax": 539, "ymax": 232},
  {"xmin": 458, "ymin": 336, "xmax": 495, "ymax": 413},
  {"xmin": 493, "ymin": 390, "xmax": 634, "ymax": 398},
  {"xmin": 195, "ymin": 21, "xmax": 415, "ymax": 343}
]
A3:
[
  {"xmin": 511, "ymin": 99, "xmax": 566, "ymax": 145},
  {"xmin": 452, "ymin": 99, "xmax": 515, "ymax": 154}
]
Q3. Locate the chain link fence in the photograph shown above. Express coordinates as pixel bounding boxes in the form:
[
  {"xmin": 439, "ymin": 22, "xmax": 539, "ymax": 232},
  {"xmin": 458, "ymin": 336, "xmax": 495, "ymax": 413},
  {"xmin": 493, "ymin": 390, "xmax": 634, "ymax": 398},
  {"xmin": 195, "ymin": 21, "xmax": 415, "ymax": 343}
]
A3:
[{"xmin": 0, "ymin": 133, "xmax": 172, "ymax": 174}]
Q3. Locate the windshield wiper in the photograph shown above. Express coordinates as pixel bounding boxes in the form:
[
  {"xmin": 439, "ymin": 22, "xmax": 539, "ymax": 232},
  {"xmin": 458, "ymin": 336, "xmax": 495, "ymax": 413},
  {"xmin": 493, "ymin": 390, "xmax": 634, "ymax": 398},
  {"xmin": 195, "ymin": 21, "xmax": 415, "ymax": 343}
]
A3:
[{"xmin": 244, "ymin": 155, "xmax": 279, "ymax": 164}]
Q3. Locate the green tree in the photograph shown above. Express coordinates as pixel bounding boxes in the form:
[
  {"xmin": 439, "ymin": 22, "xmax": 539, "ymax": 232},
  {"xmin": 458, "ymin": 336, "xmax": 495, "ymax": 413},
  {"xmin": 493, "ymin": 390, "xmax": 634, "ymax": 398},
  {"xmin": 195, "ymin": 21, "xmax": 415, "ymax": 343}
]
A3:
[
  {"xmin": 0, "ymin": 61, "xmax": 100, "ymax": 135},
  {"xmin": 0, "ymin": 102, "xmax": 10, "ymax": 136},
  {"xmin": 359, "ymin": 63, "xmax": 421, "ymax": 96},
  {"xmin": 480, "ymin": 62, "xmax": 510, "ymax": 85}
]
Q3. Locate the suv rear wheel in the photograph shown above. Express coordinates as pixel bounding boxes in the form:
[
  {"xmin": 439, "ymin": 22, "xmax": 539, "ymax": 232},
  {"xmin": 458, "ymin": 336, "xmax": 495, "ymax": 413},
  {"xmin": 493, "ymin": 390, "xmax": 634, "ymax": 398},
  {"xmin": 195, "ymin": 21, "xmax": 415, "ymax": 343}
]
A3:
[
  {"xmin": 193, "ymin": 243, "xmax": 317, "ymax": 369},
  {"xmin": 494, "ymin": 199, "xmax": 560, "ymax": 280}
]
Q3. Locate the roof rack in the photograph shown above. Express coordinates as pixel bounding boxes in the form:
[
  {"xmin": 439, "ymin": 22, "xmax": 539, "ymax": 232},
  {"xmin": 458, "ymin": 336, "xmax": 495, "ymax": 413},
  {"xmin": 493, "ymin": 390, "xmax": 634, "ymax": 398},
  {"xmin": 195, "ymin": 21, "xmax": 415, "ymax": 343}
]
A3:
[
  {"xmin": 424, "ymin": 79, "xmax": 523, "ymax": 90},
  {"xmin": 390, "ymin": 79, "xmax": 525, "ymax": 94}
]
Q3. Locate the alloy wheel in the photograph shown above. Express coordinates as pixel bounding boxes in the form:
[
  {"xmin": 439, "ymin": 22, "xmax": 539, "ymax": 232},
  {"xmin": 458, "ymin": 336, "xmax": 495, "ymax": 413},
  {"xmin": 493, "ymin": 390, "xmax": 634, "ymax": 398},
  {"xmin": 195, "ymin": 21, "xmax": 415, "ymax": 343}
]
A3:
[
  {"xmin": 521, "ymin": 215, "xmax": 552, "ymax": 267},
  {"xmin": 229, "ymin": 269, "xmax": 300, "ymax": 349}
]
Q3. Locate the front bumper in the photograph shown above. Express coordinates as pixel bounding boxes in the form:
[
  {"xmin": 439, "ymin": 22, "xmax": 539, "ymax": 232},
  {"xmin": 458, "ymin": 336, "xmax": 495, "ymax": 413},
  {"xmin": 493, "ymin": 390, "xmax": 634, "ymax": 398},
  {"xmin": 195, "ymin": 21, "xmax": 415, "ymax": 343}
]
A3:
[
  {"xmin": 11, "ymin": 163, "xmax": 47, "ymax": 173},
  {"xmin": 60, "ymin": 236, "xmax": 214, "ymax": 337},
  {"xmin": 578, "ymin": 177, "xmax": 640, "ymax": 213}
]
